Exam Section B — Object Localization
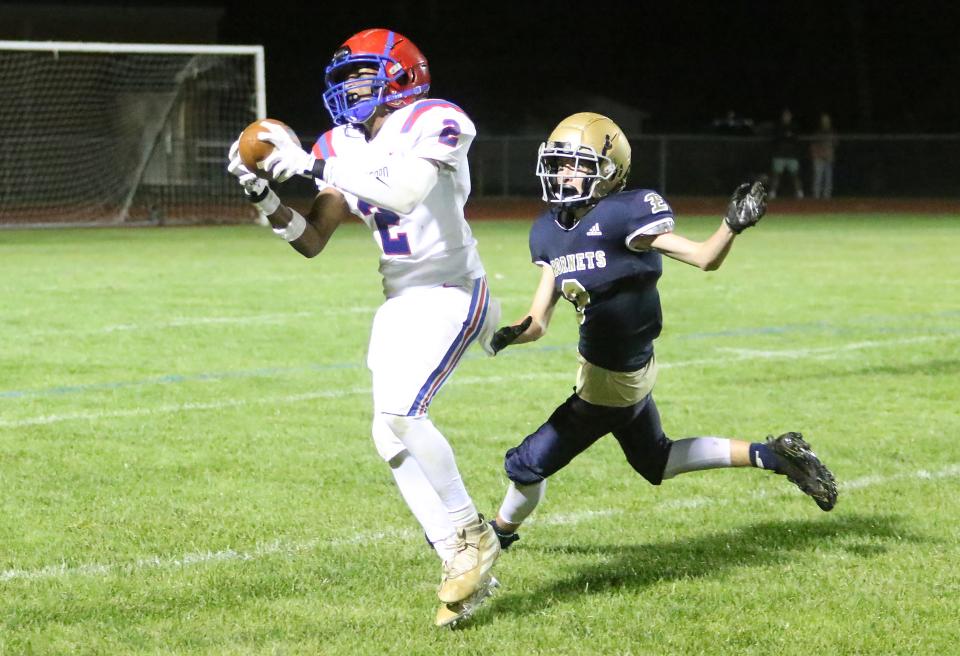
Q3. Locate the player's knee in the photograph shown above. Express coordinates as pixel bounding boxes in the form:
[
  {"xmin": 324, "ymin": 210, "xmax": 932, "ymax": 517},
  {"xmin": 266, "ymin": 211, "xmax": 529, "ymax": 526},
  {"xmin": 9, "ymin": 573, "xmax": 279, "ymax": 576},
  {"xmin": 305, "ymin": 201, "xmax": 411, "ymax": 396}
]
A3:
[
  {"xmin": 380, "ymin": 412, "xmax": 453, "ymax": 459},
  {"xmin": 381, "ymin": 412, "xmax": 418, "ymax": 438},
  {"xmin": 504, "ymin": 445, "xmax": 547, "ymax": 486},
  {"xmin": 627, "ymin": 434, "xmax": 673, "ymax": 485},
  {"xmin": 372, "ymin": 412, "xmax": 410, "ymax": 462}
]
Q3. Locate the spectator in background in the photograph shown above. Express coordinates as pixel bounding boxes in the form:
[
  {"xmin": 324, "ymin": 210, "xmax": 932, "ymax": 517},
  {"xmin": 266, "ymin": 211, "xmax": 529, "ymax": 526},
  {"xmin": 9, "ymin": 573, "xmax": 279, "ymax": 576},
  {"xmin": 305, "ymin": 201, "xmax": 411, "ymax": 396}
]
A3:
[
  {"xmin": 769, "ymin": 108, "xmax": 803, "ymax": 199},
  {"xmin": 810, "ymin": 113, "xmax": 837, "ymax": 199}
]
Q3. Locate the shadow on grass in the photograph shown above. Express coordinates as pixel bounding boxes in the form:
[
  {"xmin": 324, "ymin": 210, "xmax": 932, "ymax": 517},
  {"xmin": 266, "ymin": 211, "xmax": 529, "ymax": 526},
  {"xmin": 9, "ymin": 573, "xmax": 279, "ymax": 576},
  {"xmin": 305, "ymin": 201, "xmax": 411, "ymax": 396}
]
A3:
[{"xmin": 481, "ymin": 513, "xmax": 919, "ymax": 622}]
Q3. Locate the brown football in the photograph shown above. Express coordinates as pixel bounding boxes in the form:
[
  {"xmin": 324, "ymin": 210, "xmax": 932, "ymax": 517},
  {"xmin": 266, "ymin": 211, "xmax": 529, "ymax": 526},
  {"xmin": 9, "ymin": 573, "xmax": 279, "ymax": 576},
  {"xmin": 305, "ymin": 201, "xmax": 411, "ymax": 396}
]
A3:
[{"xmin": 238, "ymin": 118, "xmax": 301, "ymax": 173}]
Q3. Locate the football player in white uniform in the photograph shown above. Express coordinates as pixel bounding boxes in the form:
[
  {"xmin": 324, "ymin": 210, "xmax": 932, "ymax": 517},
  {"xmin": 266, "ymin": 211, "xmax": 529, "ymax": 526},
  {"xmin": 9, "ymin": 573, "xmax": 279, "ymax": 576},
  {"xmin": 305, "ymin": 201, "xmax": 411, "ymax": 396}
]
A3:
[{"xmin": 226, "ymin": 29, "xmax": 499, "ymax": 627}]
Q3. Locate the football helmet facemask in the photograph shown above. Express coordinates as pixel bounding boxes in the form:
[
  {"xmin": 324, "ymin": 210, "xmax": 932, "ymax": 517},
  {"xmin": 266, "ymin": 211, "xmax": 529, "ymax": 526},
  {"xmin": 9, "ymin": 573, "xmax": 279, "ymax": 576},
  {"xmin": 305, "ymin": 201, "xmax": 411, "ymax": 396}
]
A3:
[
  {"xmin": 536, "ymin": 113, "xmax": 631, "ymax": 227},
  {"xmin": 322, "ymin": 29, "xmax": 430, "ymax": 126}
]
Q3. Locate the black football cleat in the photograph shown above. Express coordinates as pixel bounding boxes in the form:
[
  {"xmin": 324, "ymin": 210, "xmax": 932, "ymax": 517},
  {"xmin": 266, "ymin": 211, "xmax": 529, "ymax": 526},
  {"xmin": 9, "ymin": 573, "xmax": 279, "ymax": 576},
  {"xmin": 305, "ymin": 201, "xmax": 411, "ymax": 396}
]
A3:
[
  {"xmin": 767, "ymin": 432, "xmax": 838, "ymax": 511},
  {"xmin": 489, "ymin": 519, "xmax": 520, "ymax": 550}
]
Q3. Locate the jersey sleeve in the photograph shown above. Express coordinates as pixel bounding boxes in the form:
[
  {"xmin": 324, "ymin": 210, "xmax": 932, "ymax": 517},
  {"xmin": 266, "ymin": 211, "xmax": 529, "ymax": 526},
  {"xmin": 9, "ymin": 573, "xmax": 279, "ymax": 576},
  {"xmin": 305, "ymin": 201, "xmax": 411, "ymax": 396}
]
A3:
[
  {"xmin": 310, "ymin": 128, "xmax": 363, "ymax": 221},
  {"xmin": 404, "ymin": 100, "xmax": 476, "ymax": 169},
  {"xmin": 529, "ymin": 220, "xmax": 550, "ymax": 266},
  {"xmin": 624, "ymin": 190, "xmax": 675, "ymax": 251},
  {"xmin": 311, "ymin": 129, "xmax": 337, "ymax": 160}
]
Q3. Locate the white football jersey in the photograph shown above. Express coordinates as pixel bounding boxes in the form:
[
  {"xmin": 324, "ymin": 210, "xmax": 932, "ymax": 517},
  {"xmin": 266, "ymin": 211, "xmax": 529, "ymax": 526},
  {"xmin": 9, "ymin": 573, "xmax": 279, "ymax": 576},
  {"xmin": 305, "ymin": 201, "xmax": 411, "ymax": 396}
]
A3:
[{"xmin": 312, "ymin": 99, "xmax": 485, "ymax": 297}]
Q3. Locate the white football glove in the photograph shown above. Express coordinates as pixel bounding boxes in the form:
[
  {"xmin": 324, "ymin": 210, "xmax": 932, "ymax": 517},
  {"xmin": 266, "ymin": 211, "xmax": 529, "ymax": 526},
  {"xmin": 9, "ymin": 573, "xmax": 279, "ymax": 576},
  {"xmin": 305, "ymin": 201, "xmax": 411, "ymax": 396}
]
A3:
[
  {"xmin": 258, "ymin": 121, "xmax": 315, "ymax": 183},
  {"xmin": 227, "ymin": 139, "xmax": 268, "ymax": 197}
]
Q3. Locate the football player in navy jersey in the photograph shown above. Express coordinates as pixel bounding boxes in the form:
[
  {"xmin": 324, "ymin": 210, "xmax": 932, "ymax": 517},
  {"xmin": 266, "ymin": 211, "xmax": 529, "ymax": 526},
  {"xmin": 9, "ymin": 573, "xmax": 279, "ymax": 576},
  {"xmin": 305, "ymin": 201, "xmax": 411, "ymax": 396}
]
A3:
[{"xmin": 485, "ymin": 113, "xmax": 837, "ymax": 549}]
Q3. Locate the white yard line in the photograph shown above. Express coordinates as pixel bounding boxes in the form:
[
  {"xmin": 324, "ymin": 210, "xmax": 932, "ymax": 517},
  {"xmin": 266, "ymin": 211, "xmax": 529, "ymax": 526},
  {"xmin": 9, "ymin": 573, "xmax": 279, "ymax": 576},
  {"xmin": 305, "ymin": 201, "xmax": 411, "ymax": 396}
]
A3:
[
  {"xmin": 2, "ymin": 334, "xmax": 955, "ymax": 429},
  {"xmin": 713, "ymin": 334, "xmax": 953, "ymax": 360},
  {"xmin": 2, "ymin": 464, "xmax": 957, "ymax": 583},
  {"xmin": 0, "ymin": 375, "xmax": 556, "ymax": 428},
  {"xmin": 23, "ymin": 309, "xmax": 378, "ymax": 337},
  {"xmin": 1, "ymin": 373, "xmax": 570, "ymax": 428},
  {"xmin": 0, "ymin": 388, "xmax": 370, "ymax": 428},
  {"xmin": 100, "ymin": 313, "xmax": 317, "ymax": 333}
]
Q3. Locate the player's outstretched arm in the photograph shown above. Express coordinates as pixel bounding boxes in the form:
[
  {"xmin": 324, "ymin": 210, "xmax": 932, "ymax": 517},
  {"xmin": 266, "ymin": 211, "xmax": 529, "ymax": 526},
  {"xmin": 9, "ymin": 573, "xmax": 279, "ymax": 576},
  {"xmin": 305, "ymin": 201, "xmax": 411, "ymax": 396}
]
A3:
[
  {"xmin": 491, "ymin": 264, "xmax": 560, "ymax": 354},
  {"xmin": 228, "ymin": 139, "xmax": 348, "ymax": 258},
  {"xmin": 257, "ymin": 117, "xmax": 444, "ymax": 216},
  {"xmin": 644, "ymin": 226, "xmax": 736, "ymax": 271},
  {"xmin": 315, "ymin": 155, "xmax": 439, "ymax": 216},
  {"xmin": 301, "ymin": 189, "xmax": 351, "ymax": 255},
  {"xmin": 258, "ymin": 131, "xmax": 439, "ymax": 217},
  {"xmin": 639, "ymin": 180, "xmax": 767, "ymax": 271},
  {"xmin": 266, "ymin": 187, "xmax": 349, "ymax": 258}
]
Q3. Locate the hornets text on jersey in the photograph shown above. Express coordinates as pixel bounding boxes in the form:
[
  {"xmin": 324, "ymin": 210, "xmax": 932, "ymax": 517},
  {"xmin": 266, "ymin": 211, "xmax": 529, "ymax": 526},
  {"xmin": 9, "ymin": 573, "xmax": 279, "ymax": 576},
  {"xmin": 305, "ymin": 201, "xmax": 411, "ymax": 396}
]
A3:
[{"xmin": 529, "ymin": 189, "xmax": 675, "ymax": 371}]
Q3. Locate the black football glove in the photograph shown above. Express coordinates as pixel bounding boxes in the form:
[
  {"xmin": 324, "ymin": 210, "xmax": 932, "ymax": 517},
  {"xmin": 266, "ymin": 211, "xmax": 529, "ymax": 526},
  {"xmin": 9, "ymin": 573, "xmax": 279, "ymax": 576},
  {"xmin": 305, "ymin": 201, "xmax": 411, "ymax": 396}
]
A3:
[
  {"xmin": 724, "ymin": 180, "xmax": 768, "ymax": 234},
  {"xmin": 489, "ymin": 316, "xmax": 533, "ymax": 355}
]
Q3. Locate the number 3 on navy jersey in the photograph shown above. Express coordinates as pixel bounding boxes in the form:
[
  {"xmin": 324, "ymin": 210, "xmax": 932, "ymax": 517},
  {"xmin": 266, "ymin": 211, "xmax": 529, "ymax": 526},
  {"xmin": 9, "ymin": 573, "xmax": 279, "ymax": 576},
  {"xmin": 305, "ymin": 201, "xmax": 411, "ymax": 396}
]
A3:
[
  {"xmin": 358, "ymin": 199, "xmax": 411, "ymax": 255},
  {"xmin": 561, "ymin": 278, "xmax": 591, "ymax": 325}
]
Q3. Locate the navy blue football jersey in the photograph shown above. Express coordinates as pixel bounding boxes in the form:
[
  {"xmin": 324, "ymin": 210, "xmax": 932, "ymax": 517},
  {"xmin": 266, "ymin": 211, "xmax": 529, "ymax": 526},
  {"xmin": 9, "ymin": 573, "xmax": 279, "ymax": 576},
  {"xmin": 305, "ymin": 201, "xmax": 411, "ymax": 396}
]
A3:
[{"xmin": 529, "ymin": 189, "xmax": 676, "ymax": 372}]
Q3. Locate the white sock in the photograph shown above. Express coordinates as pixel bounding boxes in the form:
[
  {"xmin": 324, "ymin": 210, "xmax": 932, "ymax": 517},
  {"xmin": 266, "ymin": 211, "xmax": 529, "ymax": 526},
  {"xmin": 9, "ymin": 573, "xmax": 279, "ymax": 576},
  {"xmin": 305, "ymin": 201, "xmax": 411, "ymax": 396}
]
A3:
[
  {"xmin": 662, "ymin": 437, "xmax": 732, "ymax": 479},
  {"xmin": 387, "ymin": 450, "xmax": 455, "ymax": 561},
  {"xmin": 497, "ymin": 481, "xmax": 546, "ymax": 526},
  {"xmin": 386, "ymin": 414, "xmax": 478, "ymax": 528}
]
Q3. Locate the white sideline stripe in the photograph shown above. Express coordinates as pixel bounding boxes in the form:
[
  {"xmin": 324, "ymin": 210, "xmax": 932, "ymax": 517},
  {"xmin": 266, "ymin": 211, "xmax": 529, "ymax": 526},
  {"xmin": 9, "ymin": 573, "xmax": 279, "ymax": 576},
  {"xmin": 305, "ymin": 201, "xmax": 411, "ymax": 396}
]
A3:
[
  {"xmin": 33, "ymin": 301, "xmax": 556, "ymax": 337},
  {"xmin": 0, "ymin": 388, "xmax": 372, "ymax": 428},
  {"xmin": 26, "ymin": 310, "xmax": 375, "ymax": 337},
  {"xmin": 100, "ymin": 313, "xmax": 315, "ymax": 333},
  {"xmin": 16, "ymin": 297, "xmax": 570, "ymax": 335},
  {"xmin": 31, "ymin": 308, "xmax": 342, "ymax": 337},
  {"xmin": 714, "ymin": 335, "xmax": 954, "ymax": 359},
  {"xmin": 2, "ymin": 334, "xmax": 953, "ymax": 428},
  {"xmin": 0, "ymin": 373, "xmax": 560, "ymax": 428},
  {"xmin": 3, "ymin": 465, "xmax": 957, "ymax": 584}
]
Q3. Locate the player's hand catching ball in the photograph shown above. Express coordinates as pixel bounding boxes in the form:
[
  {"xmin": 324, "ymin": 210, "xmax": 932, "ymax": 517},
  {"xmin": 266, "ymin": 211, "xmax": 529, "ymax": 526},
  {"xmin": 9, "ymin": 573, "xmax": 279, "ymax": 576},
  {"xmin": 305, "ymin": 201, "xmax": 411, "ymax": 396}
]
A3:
[
  {"xmin": 258, "ymin": 121, "xmax": 316, "ymax": 183},
  {"xmin": 724, "ymin": 180, "xmax": 767, "ymax": 234},
  {"xmin": 490, "ymin": 316, "xmax": 533, "ymax": 355},
  {"xmin": 227, "ymin": 139, "xmax": 268, "ymax": 198}
]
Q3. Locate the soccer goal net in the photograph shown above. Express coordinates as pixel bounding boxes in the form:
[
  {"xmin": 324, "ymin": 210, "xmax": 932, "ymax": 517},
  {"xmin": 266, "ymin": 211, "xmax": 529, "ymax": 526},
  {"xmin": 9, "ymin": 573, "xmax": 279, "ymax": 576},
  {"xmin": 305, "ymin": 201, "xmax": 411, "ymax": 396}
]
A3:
[{"xmin": 0, "ymin": 41, "xmax": 265, "ymax": 227}]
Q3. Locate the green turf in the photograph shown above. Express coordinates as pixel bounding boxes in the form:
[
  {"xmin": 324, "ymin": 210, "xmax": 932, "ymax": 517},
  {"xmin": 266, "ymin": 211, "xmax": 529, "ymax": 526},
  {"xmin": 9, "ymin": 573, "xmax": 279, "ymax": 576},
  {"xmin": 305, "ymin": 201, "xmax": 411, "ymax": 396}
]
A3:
[{"xmin": 1, "ymin": 214, "xmax": 958, "ymax": 655}]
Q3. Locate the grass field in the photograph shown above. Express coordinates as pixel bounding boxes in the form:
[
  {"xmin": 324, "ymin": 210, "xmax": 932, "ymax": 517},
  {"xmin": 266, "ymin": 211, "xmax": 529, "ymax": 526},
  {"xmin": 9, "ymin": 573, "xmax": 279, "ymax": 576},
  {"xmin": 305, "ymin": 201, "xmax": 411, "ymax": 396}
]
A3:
[{"xmin": 1, "ymin": 213, "xmax": 959, "ymax": 655}]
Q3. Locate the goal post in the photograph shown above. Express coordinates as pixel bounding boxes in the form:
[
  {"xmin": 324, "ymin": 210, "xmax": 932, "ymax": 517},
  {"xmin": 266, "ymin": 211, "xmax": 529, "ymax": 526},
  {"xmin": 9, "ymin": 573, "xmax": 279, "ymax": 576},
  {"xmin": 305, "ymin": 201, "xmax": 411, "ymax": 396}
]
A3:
[{"xmin": 0, "ymin": 40, "xmax": 265, "ymax": 227}]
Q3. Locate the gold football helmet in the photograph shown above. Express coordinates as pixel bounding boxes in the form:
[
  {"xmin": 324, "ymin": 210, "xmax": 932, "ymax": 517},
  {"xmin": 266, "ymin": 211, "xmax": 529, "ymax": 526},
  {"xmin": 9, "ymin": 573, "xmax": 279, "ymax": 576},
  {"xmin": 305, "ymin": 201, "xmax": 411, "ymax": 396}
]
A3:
[{"xmin": 536, "ymin": 112, "xmax": 632, "ymax": 209}]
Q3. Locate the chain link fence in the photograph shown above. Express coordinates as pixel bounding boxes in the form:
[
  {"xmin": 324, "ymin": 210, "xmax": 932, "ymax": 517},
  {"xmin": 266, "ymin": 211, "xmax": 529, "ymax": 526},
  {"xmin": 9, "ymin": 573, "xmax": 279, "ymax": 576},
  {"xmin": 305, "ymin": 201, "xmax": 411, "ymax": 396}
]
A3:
[{"xmin": 469, "ymin": 135, "xmax": 960, "ymax": 198}]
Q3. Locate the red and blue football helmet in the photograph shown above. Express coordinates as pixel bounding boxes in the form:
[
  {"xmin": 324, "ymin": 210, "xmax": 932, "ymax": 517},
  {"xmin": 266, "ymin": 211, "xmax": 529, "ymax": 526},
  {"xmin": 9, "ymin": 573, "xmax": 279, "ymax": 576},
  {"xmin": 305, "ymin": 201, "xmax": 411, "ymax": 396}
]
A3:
[{"xmin": 322, "ymin": 29, "xmax": 431, "ymax": 125}]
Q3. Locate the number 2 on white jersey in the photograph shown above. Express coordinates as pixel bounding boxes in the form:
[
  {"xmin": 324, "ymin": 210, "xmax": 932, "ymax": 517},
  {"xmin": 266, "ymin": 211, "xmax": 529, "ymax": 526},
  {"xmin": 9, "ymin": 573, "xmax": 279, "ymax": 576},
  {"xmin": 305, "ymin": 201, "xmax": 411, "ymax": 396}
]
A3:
[{"xmin": 358, "ymin": 199, "xmax": 411, "ymax": 255}]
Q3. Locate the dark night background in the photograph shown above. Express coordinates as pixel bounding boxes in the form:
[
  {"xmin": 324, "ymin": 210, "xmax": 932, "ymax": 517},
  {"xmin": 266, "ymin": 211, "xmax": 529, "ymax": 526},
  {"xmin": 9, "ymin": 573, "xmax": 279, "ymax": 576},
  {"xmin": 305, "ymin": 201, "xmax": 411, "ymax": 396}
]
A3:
[{"xmin": 3, "ymin": 0, "xmax": 960, "ymax": 137}]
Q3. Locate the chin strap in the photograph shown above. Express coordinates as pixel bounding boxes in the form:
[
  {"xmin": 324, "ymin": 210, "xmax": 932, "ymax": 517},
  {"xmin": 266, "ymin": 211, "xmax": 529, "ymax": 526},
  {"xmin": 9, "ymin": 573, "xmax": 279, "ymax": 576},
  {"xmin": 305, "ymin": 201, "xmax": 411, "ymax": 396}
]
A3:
[{"xmin": 383, "ymin": 83, "xmax": 430, "ymax": 106}]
